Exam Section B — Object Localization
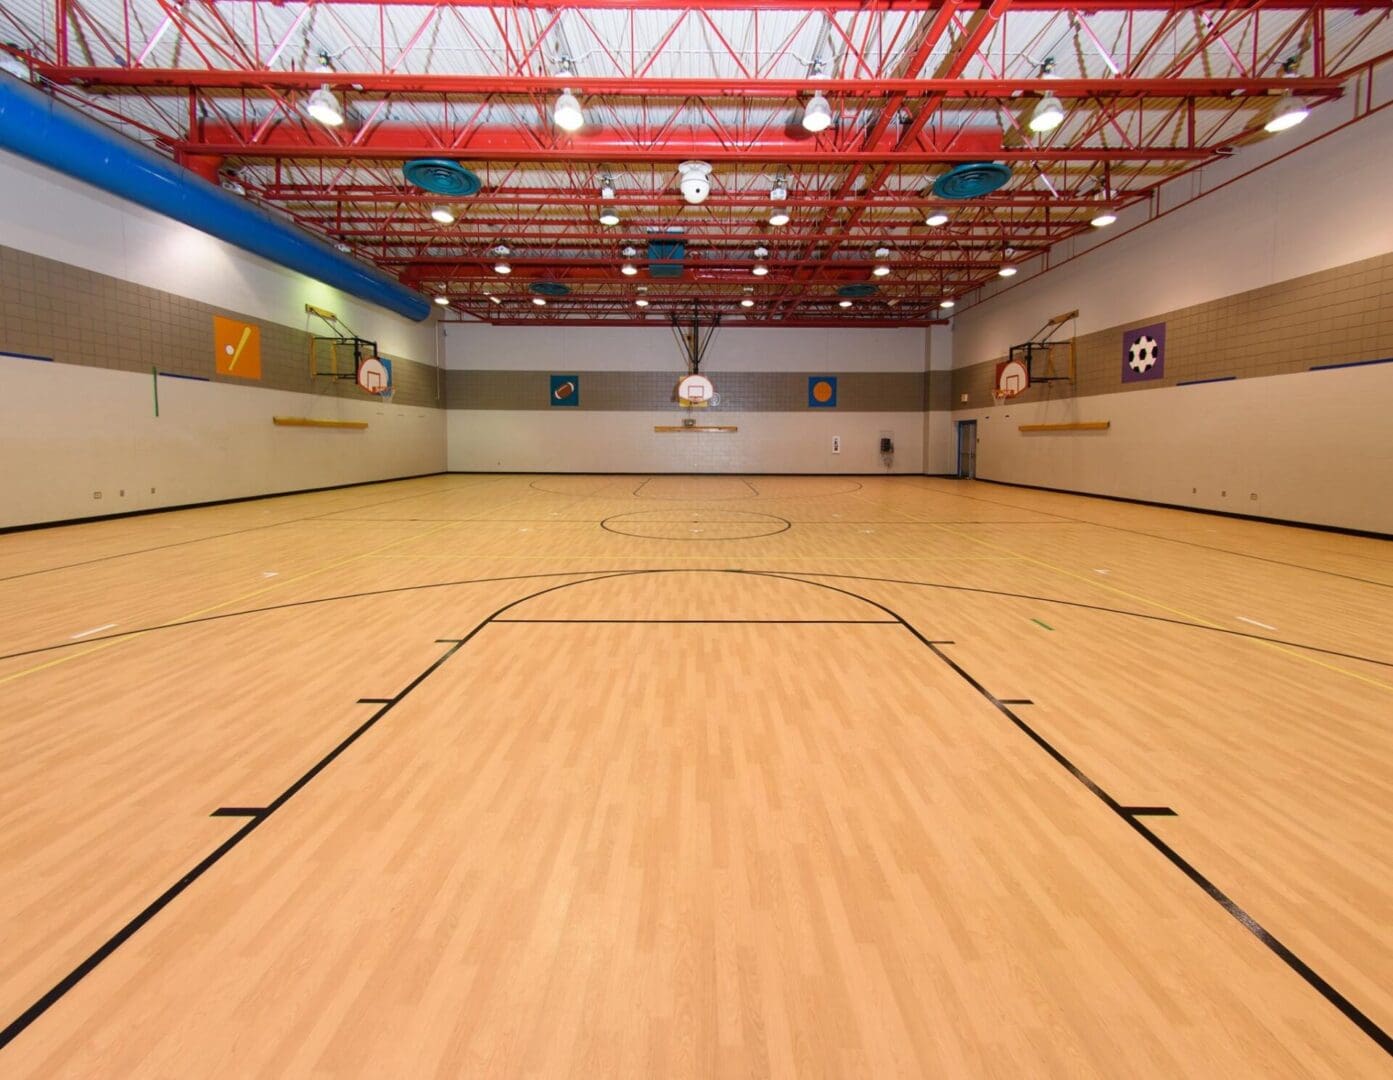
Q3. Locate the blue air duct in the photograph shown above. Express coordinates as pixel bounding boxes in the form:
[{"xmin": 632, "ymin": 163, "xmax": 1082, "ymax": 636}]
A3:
[{"xmin": 0, "ymin": 76, "xmax": 431, "ymax": 322}]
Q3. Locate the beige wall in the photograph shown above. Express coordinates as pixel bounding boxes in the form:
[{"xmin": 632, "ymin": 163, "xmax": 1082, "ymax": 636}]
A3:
[
  {"xmin": 3, "ymin": 357, "xmax": 445, "ymax": 528},
  {"xmin": 445, "ymin": 323, "xmax": 930, "ymax": 474},
  {"xmin": 956, "ymin": 363, "xmax": 1393, "ymax": 534},
  {"xmin": 945, "ymin": 96, "xmax": 1393, "ymax": 532},
  {"xmin": 447, "ymin": 409, "xmax": 917, "ymax": 475},
  {"xmin": 0, "ymin": 150, "xmax": 446, "ymax": 528}
]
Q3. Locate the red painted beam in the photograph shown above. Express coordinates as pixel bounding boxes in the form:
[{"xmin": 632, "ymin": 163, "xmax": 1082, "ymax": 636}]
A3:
[
  {"xmin": 256, "ymin": 187, "xmax": 1142, "ymax": 210},
  {"xmin": 38, "ymin": 67, "xmax": 1347, "ymax": 99},
  {"xmin": 456, "ymin": 318, "xmax": 949, "ymax": 328},
  {"xmin": 181, "ymin": 128, "xmax": 1214, "ymax": 164},
  {"xmin": 177, "ymin": 0, "xmax": 1388, "ymax": 11},
  {"xmin": 188, "ymin": 120, "xmax": 1004, "ymax": 160}
]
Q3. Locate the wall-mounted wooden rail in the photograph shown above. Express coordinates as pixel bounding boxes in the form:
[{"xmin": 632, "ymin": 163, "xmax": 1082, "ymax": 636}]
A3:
[
  {"xmin": 273, "ymin": 416, "xmax": 368, "ymax": 430},
  {"xmin": 1019, "ymin": 421, "xmax": 1110, "ymax": 433},
  {"xmin": 654, "ymin": 425, "xmax": 739, "ymax": 433}
]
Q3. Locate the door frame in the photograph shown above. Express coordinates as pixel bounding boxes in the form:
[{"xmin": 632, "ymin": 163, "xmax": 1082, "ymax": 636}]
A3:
[{"xmin": 955, "ymin": 420, "xmax": 977, "ymax": 479}]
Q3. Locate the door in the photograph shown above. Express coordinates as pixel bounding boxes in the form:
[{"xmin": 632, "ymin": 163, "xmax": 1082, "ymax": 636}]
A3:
[{"xmin": 956, "ymin": 421, "xmax": 977, "ymax": 479}]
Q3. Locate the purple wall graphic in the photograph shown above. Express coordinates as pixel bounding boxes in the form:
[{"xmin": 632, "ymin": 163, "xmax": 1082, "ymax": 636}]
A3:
[{"xmin": 1121, "ymin": 322, "xmax": 1166, "ymax": 383}]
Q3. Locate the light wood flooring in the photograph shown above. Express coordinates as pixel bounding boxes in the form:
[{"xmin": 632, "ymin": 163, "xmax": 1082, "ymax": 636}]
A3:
[{"xmin": 1, "ymin": 474, "xmax": 1391, "ymax": 1076}]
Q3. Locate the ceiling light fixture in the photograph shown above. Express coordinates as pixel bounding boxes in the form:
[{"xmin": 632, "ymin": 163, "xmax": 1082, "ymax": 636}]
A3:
[
  {"xmin": 752, "ymin": 263, "xmax": 769, "ymax": 277},
  {"xmin": 335, "ymin": 242, "xmax": 352, "ymax": 253},
  {"xmin": 999, "ymin": 263, "xmax": 1018, "ymax": 278},
  {"xmin": 1028, "ymin": 91, "xmax": 1065, "ymax": 133},
  {"xmin": 493, "ymin": 246, "xmax": 512, "ymax": 274},
  {"xmin": 1265, "ymin": 94, "xmax": 1309, "ymax": 133},
  {"xmin": 939, "ymin": 299, "xmax": 955, "ymax": 309},
  {"xmin": 740, "ymin": 298, "xmax": 755, "ymax": 308},
  {"xmin": 305, "ymin": 85, "xmax": 344, "ymax": 128},
  {"xmin": 532, "ymin": 296, "xmax": 547, "ymax": 307},
  {"xmin": 872, "ymin": 246, "xmax": 892, "ymax": 277},
  {"xmin": 1090, "ymin": 211, "xmax": 1117, "ymax": 228},
  {"xmin": 433, "ymin": 295, "xmax": 451, "ymax": 306},
  {"xmin": 621, "ymin": 261, "xmax": 638, "ymax": 276},
  {"xmin": 635, "ymin": 297, "xmax": 650, "ymax": 307},
  {"xmin": 925, "ymin": 211, "xmax": 949, "ymax": 227},
  {"xmin": 553, "ymin": 89, "xmax": 584, "ymax": 132},
  {"xmin": 801, "ymin": 90, "xmax": 833, "ymax": 133},
  {"xmin": 599, "ymin": 208, "xmax": 621, "ymax": 227},
  {"xmin": 769, "ymin": 207, "xmax": 790, "ymax": 227},
  {"xmin": 838, "ymin": 299, "xmax": 853, "ymax": 309},
  {"xmin": 487, "ymin": 294, "xmax": 502, "ymax": 306},
  {"xmin": 430, "ymin": 205, "xmax": 455, "ymax": 225},
  {"xmin": 600, "ymin": 177, "xmax": 616, "ymax": 200}
]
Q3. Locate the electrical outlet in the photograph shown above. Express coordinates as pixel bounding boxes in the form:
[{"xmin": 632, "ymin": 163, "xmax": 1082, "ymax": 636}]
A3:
[
  {"xmin": 1249, "ymin": 492, "xmax": 1258, "ymax": 501},
  {"xmin": 150, "ymin": 487, "xmax": 156, "ymax": 494},
  {"xmin": 831, "ymin": 435, "xmax": 841, "ymax": 454},
  {"xmin": 92, "ymin": 491, "xmax": 102, "ymax": 499},
  {"xmin": 119, "ymin": 489, "xmax": 125, "ymax": 497}
]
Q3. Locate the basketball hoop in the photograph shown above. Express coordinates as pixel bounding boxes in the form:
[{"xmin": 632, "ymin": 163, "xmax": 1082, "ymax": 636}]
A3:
[
  {"xmin": 993, "ymin": 357, "xmax": 1030, "ymax": 403},
  {"xmin": 356, "ymin": 355, "xmax": 391, "ymax": 395},
  {"xmin": 677, "ymin": 373, "xmax": 715, "ymax": 408}
]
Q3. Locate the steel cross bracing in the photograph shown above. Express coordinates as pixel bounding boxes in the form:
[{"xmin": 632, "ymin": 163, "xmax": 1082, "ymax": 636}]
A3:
[{"xmin": 1, "ymin": 0, "xmax": 1389, "ymax": 324}]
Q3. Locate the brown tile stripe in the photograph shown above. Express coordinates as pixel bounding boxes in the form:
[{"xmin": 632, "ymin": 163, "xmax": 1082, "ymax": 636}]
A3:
[
  {"xmin": 952, "ymin": 250, "xmax": 1393, "ymax": 409},
  {"xmin": 0, "ymin": 244, "xmax": 440, "ymax": 408},
  {"xmin": 444, "ymin": 369, "xmax": 925, "ymax": 411}
]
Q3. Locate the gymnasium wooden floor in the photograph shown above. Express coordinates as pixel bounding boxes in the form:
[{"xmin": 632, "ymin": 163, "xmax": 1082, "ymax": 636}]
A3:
[{"xmin": 1, "ymin": 474, "xmax": 1390, "ymax": 1077}]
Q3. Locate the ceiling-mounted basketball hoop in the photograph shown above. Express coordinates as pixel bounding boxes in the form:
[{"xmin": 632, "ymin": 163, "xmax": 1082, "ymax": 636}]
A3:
[{"xmin": 672, "ymin": 301, "xmax": 722, "ymax": 408}]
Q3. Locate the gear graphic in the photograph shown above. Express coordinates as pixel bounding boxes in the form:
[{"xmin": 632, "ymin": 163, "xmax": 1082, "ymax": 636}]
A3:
[{"xmin": 1127, "ymin": 334, "xmax": 1160, "ymax": 374}]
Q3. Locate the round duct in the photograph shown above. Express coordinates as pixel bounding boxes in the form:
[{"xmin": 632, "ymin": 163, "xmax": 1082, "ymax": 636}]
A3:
[
  {"xmin": 402, "ymin": 159, "xmax": 482, "ymax": 197},
  {"xmin": 931, "ymin": 162, "xmax": 1012, "ymax": 200}
]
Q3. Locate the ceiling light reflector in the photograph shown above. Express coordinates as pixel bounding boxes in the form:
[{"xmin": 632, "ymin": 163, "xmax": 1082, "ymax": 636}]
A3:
[
  {"xmin": 553, "ymin": 90, "xmax": 584, "ymax": 132},
  {"xmin": 801, "ymin": 91, "xmax": 833, "ymax": 133},
  {"xmin": 1028, "ymin": 91, "xmax": 1065, "ymax": 133},
  {"xmin": 305, "ymin": 85, "xmax": 344, "ymax": 127}
]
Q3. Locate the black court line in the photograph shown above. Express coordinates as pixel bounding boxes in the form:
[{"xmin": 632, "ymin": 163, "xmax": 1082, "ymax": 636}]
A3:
[
  {"xmin": 0, "ymin": 479, "xmax": 489, "ymax": 585},
  {"xmin": 757, "ymin": 569, "xmax": 1392, "ymax": 1058},
  {"xmin": 209, "ymin": 807, "xmax": 266, "ymax": 819},
  {"xmin": 492, "ymin": 618, "xmax": 898, "ymax": 624},
  {"xmin": 0, "ymin": 569, "xmax": 643, "ymax": 1052},
  {"xmin": 905, "ymin": 478, "xmax": 1393, "ymax": 590},
  {"xmin": 3, "ymin": 569, "xmax": 1390, "ymax": 674},
  {"xmin": 0, "ymin": 567, "xmax": 1388, "ymax": 1058},
  {"xmin": 600, "ymin": 510, "xmax": 792, "ymax": 540}
]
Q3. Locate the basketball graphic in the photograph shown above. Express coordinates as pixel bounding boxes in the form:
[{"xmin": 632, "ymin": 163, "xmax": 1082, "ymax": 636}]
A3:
[{"xmin": 807, "ymin": 375, "xmax": 838, "ymax": 408}]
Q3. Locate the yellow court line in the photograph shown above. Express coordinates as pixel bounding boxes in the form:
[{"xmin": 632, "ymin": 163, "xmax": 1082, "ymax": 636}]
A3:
[
  {"xmin": 922, "ymin": 521, "xmax": 1393, "ymax": 693},
  {"xmin": 0, "ymin": 521, "xmax": 456, "ymax": 688}
]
